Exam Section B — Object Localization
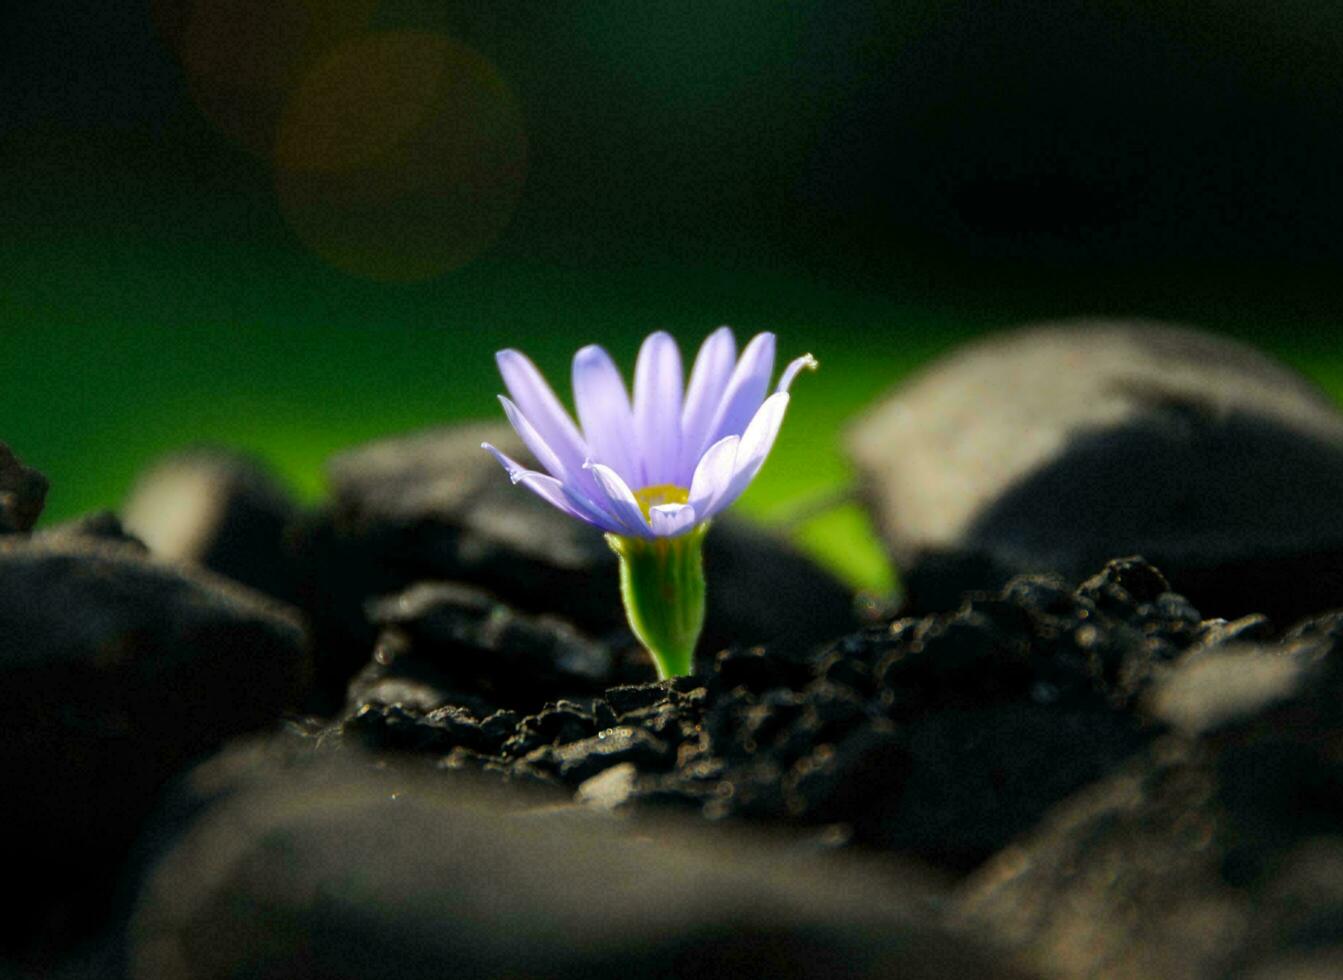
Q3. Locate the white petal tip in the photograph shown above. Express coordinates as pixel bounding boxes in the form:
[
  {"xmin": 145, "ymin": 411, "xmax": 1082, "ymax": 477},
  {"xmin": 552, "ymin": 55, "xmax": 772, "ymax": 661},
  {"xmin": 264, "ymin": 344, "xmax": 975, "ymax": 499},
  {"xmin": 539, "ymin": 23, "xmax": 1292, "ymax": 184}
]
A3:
[
  {"xmin": 482, "ymin": 443, "xmax": 524, "ymax": 484},
  {"xmin": 777, "ymin": 353, "xmax": 819, "ymax": 393}
]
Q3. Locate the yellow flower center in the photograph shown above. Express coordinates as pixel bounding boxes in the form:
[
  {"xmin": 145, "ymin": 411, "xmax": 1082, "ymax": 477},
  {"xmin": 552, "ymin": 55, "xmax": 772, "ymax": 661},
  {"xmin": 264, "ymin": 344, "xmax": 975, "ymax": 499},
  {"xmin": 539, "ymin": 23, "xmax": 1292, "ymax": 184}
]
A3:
[{"xmin": 633, "ymin": 483, "xmax": 690, "ymax": 521}]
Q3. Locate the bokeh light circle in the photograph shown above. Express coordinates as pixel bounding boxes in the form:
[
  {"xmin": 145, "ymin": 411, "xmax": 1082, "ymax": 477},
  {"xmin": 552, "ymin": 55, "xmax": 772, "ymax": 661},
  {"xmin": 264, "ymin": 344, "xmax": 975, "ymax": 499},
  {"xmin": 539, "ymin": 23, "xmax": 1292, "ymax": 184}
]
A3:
[
  {"xmin": 274, "ymin": 31, "xmax": 529, "ymax": 282},
  {"xmin": 154, "ymin": 0, "xmax": 377, "ymax": 156}
]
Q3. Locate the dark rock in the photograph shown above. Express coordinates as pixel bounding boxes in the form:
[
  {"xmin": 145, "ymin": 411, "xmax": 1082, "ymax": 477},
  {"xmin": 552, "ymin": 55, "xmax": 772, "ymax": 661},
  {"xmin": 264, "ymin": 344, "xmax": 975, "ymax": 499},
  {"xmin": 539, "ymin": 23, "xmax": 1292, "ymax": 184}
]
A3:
[
  {"xmin": 848, "ymin": 320, "xmax": 1343, "ymax": 624},
  {"xmin": 783, "ymin": 725, "xmax": 905, "ymax": 824},
  {"xmin": 546, "ymin": 727, "xmax": 673, "ymax": 782},
  {"xmin": 704, "ymin": 518, "xmax": 858, "ymax": 661},
  {"xmin": 349, "ymin": 556, "xmax": 1196, "ymax": 872},
  {"xmin": 122, "ymin": 448, "xmax": 300, "ymax": 604},
  {"xmin": 523, "ymin": 701, "xmax": 599, "ymax": 744},
  {"xmin": 294, "ymin": 424, "xmax": 855, "ymax": 702},
  {"xmin": 344, "ymin": 702, "xmax": 479, "ymax": 755},
  {"xmin": 0, "ymin": 442, "xmax": 48, "ymax": 533},
  {"xmin": 717, "ymin": 644, "xmax": 811, "ymax": 693},
  {"xmin": 480, "ymin": 708, "xmax": 521, "ymax": 744},
  {"xmin": 353, "ymin": 581, "xmax": 614, "ymax": 712},
  {"xmin": 1077, "ymin": 554, "xmax": 1172, "ymax": 607},
  {"xmin": 35, "ymin": 510, "xmax": 147, "ymax": 551},
  {"xmin": 605, "ymin": 681, "xmax": 679, "ymax": 717},
  {"xmin": 955, "ymin": 619, "xmax": 1343, "ymax": 978},
  {"xmin": 666, "ymin": 558, "xmax": 1192, "ymax": 867},
  {"xmin": 129, "ymin": 748, "xmax": 1024, "ymax": 980},
  {"xmin": 0, "ymin": 536, "xmax": 309, "ymax": 957}
]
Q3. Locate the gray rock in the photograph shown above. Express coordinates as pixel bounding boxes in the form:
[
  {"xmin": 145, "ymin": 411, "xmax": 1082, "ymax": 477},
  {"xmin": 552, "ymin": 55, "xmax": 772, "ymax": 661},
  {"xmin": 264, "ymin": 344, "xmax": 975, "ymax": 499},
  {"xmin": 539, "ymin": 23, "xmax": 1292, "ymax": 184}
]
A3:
[
  {"xmin": 0, "ymin": 442, "xmax": 48, "ymax": 533},
  {"xmin": 297, "ymin": 424, "xmax": 855, "ymax": 697},
  {"xmin": 0, "ymin": 536, "xmax": 309, "ymax": 955},
  {"xmin": 954, "ymin": 618, "xmax": 1343, "ymax": 978},
  {"xmin": 129, "ymin": 746, "xmax": 1027, "ymax": 980},
  {"xmin": 35, "ymin": 510, "xmax": 147, "ymax": 551},
  {"xmin": 123, "ymin": 448, "xmax": 299, "ymax": 603},
  {"xmin": 848, "ymin": 320, "xmax": 1343, "ymax": 623}
]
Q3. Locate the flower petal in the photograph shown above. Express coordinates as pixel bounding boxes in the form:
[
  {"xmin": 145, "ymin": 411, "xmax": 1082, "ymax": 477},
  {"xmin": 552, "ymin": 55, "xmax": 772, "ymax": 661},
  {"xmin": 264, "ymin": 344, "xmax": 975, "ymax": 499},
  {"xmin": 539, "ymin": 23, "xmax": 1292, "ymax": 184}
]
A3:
[
  {"xmin": 632, "ymin": 331, "xmax": 684, "ymax": 487},
  {"xmin": 700, "ymin": 392, "xmax": 790, "ymax": 520},
  {"xmin": 572, "ymin": 344, "xmax": 640, "ymax": 485},
  {"xmin": 687, "ymin": 434, "xmax": 740, "ymax": 520},
  {"xmin": 584, "ymin": 461, "xmax": 654, "ymax": 538},
  {"xmin": 482, "ymin": 441, "xmax": 529, "ymax": 483},
  {"xmin": 702, "ymin": 331, "xmax": 775, "ymax": 450},
  {"xmin": 558, "ymin": 484, "xmax": 629, "ymax": 535},
  {"xmin": 678, "ymin": 326, "xmax": 737, "ymax": 483},
  {"xmin": 497, "ymin": 395, "xmax": 569, "ymax": 481},
  {"xmin": 482, "ymin": 443, "xmax": 609, "ymax": 527},
  {"xmin": 649, "ymin": 502, "xmax": 698, "ymax": 537},
  {"xmin": 496, "ymin": 349, "xmax": 589, "ymax": 477},
  {"xmin": 777, "ymin": 353, "xmax": 818, "ymax": 393}
]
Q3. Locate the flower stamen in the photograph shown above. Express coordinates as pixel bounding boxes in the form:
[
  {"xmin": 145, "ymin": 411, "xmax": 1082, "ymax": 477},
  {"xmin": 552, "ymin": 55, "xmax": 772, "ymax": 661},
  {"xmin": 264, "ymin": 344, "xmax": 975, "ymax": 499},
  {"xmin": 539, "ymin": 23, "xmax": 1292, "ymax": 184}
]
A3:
[{"xmin": 632, "ymin": 483, "xmax": 690, "ymax": 521}]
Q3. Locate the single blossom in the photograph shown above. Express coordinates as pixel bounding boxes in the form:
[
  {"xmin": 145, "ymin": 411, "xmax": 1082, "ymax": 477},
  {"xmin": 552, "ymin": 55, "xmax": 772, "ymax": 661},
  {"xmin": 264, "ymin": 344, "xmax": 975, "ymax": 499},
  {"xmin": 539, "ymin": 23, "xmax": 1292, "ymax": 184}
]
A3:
[
  {"xmin": 482, "ymin": 328, "xmax": 816, "ymax": 538},
  {"xmin": 482, "ymin": 327, "xmax": 815, "ymax": 679}
]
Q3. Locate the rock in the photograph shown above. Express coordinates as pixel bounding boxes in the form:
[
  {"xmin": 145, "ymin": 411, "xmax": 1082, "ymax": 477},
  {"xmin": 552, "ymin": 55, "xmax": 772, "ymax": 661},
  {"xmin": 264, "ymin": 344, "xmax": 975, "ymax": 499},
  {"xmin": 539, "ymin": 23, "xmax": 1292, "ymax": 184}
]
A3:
[
  {"xmin": 640, "ymin": 557, "xmax": 1208, "ymax": 868},
  {"xmin": 955, "ymin": 615, "xmax": 1343, "ymax": 978},
  {"xmin": 0, "ymin": 536, "xmax": 309, "ymax": 957},
  {"xmin": 35, "ymin": 510, "xmax": 148, "ymax": 551},
  {"xmin": 546, "ymin": 727, "xmax": 673, "ymax": 783},
  {"xmin": 1147, "ymin": 645, "xmax": 1308, "ymax": 735},
  {"xmin": 311, "ymin": 556, "xmax": 1212, "ymax": 873},
  {"xmin": 848, "ymin": 320, "xmax": 1343, "ymax": 623},
  {"xmin": 575, "ymin": 762, "xmax": 641, "ymax": 811},
  {"xmin": 353, "ymin": 581, "xmax": 616, "ymax": 712},
  {"xmin": 294, "ymin": 423, "xmax": 855, "ymax": 702},
  {"xmin": 128, "ymin": 746, "xmax": 1026, "ymax": 980},
  {"xmin": 123, "ymin": 449, "xmax": 299, "ymax": 603},
  {"xmin": 706, "ymin": 518, "xmax": 858, "ymax": 661},
  {"xmin": 0, "ymin": 442, "xmax": 48, "ymax": 533}
]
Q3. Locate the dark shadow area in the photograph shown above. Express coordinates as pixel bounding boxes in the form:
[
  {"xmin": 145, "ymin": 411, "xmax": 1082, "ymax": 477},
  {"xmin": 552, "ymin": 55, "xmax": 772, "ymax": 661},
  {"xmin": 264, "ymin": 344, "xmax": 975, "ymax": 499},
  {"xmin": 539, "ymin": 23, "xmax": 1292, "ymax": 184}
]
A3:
[{"xmin": 911, "ymin": 399, "xmax": 1343, "ymax": 625}]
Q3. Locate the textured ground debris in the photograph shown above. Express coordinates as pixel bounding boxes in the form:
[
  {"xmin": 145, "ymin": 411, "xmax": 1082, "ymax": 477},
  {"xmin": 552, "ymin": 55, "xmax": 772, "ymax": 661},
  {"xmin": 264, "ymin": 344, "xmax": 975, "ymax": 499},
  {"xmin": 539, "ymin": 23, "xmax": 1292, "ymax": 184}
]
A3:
[
  {"xmin": 321, "ymin": 556, "xmax": 1247, "ymax": 872},
  {"xmin": 955, "ymin": 606, "xmax": 1343, "ymax": 978}
]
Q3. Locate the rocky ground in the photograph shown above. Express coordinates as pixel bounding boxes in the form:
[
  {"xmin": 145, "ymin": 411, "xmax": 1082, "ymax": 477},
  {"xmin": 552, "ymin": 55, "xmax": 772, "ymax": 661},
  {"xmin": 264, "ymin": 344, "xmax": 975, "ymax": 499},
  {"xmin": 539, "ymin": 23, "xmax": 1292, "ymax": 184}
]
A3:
[{"xmin": 7, "ymin": 320, "xmax": 1343, "ymax": 978}]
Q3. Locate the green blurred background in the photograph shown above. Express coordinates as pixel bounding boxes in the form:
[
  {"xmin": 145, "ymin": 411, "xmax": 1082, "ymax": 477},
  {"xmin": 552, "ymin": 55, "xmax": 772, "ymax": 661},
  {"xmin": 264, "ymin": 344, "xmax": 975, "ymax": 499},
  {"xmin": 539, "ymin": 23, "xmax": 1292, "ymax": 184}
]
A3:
[{"xmin": 5, "ymin": 1, "xmax": 1343, "ymax": 594}]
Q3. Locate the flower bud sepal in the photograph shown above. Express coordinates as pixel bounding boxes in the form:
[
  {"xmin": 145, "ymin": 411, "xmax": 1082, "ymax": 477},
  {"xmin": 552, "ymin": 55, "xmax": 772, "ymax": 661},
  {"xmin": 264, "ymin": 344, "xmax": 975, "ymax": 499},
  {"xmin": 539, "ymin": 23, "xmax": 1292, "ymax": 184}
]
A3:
[{"xmin": 606, "ymin": 526, "xmax": 708, "ymax": 680}]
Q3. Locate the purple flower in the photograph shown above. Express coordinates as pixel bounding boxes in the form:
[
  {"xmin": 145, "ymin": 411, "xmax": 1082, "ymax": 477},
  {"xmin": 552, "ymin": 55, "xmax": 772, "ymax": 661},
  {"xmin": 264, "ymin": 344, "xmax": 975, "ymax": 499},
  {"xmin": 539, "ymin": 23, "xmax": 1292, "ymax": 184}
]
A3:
[{"xmin": 483, "ymin": 328, "xmax": 816, "ymax": 539}]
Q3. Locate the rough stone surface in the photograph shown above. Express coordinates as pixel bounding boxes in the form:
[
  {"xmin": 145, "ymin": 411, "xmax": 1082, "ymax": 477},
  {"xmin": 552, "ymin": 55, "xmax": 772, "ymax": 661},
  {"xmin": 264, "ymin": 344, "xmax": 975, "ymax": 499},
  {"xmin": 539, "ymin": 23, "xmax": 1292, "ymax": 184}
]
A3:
[
  {"xmin": 0, "ymin": 537, "xmax": 309, "ymax": 957},
  {"xmin": 327, "ymin": 557, "xmax": 1218, "ymax": 872},
  {"xmin": 123, "ymin": 448, "xmax": 299, "ymax": 603},
  {"xmin": 847, "ymin": 320, "xmax": 1343, "ymax": 623},
  {"xmin": 955, "ymin": 613, "xmax": 1343, "ymax": 979},
  {"xmin": 0, "ymin": 442, "xmax": 48, "ymax": 533},
  {"xmin": 293, "ymin": 423, "xmax": 856, "ymax": 704},
  {"xmin": 35, "ymin": 510, "xmax": 147, "ymax": 551},
  {"xmin": 350, "ymin": 581, "xmax": 619, "ymax": 714},
  {"xmin": 129, "ymin": 746, "xmax": 1027, "ymax": 980}
]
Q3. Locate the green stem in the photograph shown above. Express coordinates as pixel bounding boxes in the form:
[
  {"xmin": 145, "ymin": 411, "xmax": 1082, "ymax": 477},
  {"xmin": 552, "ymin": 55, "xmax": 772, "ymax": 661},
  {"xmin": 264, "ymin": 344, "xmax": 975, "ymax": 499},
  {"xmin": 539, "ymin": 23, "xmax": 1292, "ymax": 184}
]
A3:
[{"xmin": 607, "ymin": 526, "xmax": 708, "ymax": 679}]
